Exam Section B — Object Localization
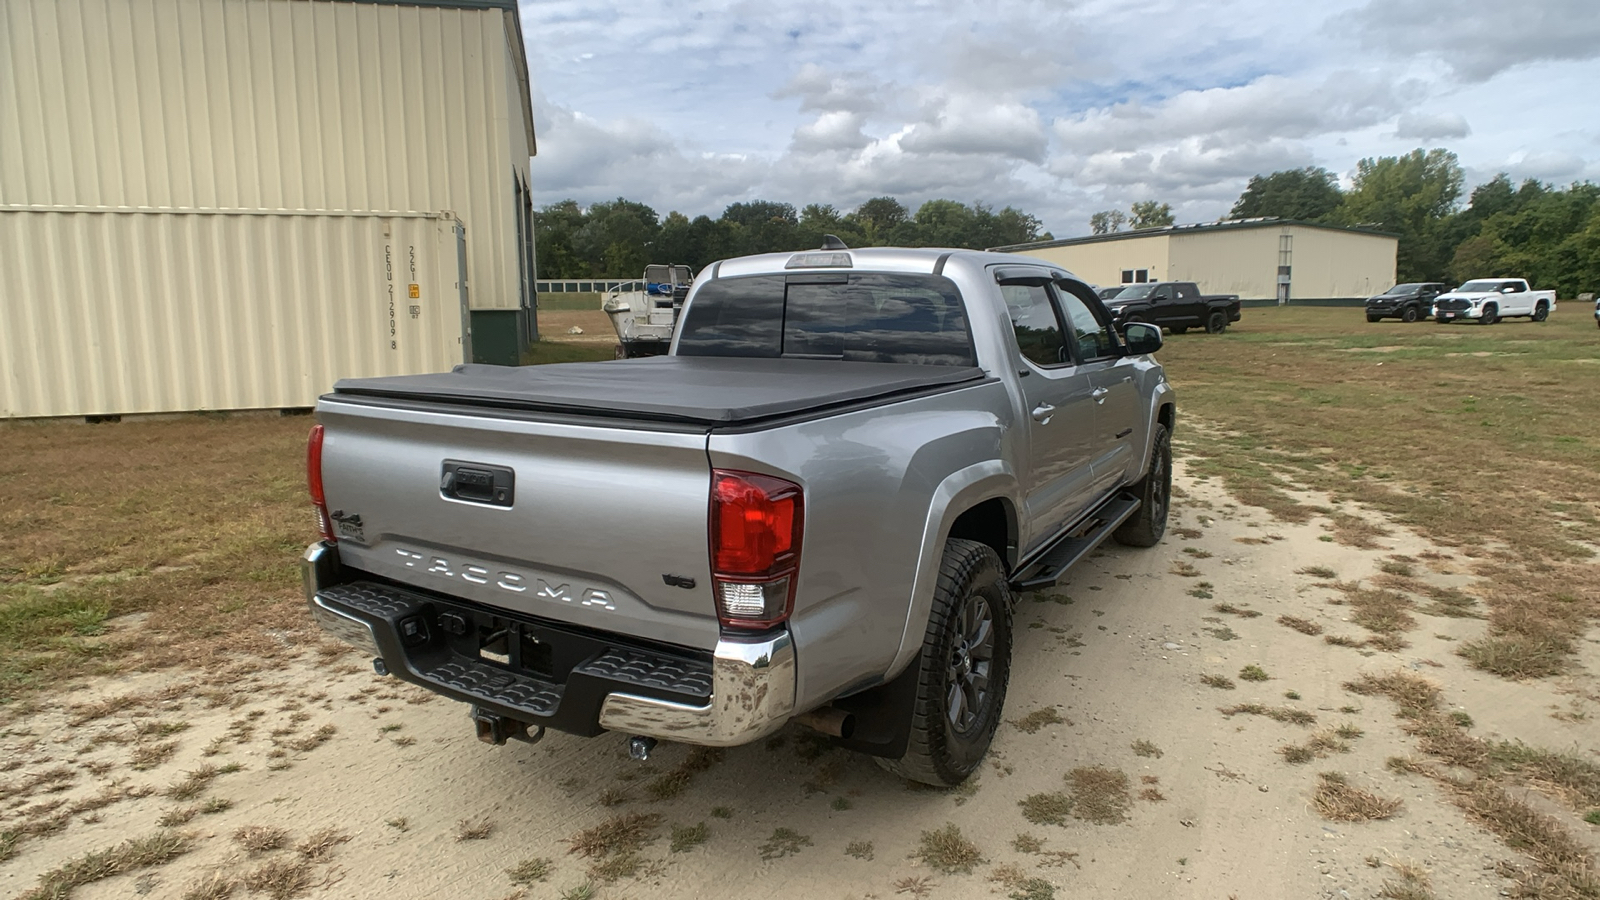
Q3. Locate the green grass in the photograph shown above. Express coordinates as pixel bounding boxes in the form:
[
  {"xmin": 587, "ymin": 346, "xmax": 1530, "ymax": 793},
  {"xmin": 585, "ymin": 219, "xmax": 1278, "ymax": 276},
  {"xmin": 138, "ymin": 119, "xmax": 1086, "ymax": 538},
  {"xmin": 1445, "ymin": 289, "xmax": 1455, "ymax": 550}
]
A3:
[{"xmin": 519, "ymin": 340, "xmax": 616, "ymax": 365}]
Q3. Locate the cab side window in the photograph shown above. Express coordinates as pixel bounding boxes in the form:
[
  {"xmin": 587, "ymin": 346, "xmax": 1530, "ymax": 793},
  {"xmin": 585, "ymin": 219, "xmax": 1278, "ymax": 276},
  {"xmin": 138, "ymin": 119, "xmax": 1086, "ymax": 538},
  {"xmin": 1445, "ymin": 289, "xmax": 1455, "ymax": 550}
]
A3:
[
  {"xmin": 1002, "ymin": 284, "xmax": 1066, "ymax": 367},
  {"xmin": 1055, "ymin": 287, "xmax": 1119, "ymax": 362}
]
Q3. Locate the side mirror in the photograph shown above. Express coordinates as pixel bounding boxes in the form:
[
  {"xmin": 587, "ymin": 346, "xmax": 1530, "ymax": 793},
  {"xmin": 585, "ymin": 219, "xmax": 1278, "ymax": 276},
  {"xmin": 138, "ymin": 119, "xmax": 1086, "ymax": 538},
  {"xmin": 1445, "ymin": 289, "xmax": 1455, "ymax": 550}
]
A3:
[
  {"xmin": 1502, "ymin": 286, "xmax": 1515, "ymax": 293},
  {"xmin": 1124, "ymin": 322, "xmax": 1162, "ymax": 355}
]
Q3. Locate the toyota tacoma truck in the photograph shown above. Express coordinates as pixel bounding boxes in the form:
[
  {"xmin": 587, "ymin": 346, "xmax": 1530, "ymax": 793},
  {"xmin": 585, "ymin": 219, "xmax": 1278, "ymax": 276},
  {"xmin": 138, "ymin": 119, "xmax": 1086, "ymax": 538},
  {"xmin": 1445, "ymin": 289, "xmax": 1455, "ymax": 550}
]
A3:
[
  {"xmin": 302, "ymin": 242, "xmax": 1175, "ymax": 786},
  {"xmin": 1104, "ymin": 281, "xmax": 1241, "ymax": 334},
  {"xmin": 1432, "ymin": 278, "xmax": 1555, "ymax": 325}
]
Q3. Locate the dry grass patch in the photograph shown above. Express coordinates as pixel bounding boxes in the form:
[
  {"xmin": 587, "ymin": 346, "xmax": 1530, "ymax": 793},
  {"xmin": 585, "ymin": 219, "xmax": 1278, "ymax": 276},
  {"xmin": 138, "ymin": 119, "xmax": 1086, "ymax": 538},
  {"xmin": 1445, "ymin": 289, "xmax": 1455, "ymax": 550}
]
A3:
[
  {"xmin": 845, "ymin": 840, "xmax": 874, "ymax": 860},
  {"xmin": 1213, "ymin": 603, "xmax": 1262, "ymax": 618},
  {"xmin": 1066, "ymin": 766, "xmax": 1131, "ymax": 825},
  {"xmin": 1377, "ymin": 860, "xmax": 1436, "ymax": 900},
  {"xmin": 1219, "ymin": 703, "xmax": 1316, "ymax": 726},
  {"xmin": 1130, "ymin": 739, "xmax": 1162, "ymax": 758},
  {"xmin": 1328, "ymin": 513, "xmax": 1390, "ymax": 549},
  {"xmin": 1169, "ymin": 561, "xmax": 1202, "ymax": 577},
  {"xmin": 1297, "ymin": 565, "xmax": 1337, "ymax": 579},
  {"xmin": 295, "ymin": 827, "xmax": 350, "ymax": 861},
  {"xmin": 1200, "ymin": 673, "xmax": 1236, "ymax": 690},
  {"xmin": 455, "ymin": 817, "xmax": 495, "ymax": 841},
  {"xmin": 644, "ymin": 746, "xmax": 723, "ymax": 801},
  {"xmin": 1313, "ymin": 773, "xmax": 1403, "ymax": 821},
  {"xmin": 1280, "ymin": 727, "xmax": 1359, "ymax": 764},
  {"xmin": 1018, "ymin": 791, "xmax": 1073, "ymax": 826},
  {"xmin": 1011, "ymin": 707, "xmax": 1065, "ymax": 733},
  {"xmin": 234, "ymin": 825, "xmax": 290, "ymax": 854},
  {"xmin": 1458, "ymin": 633, "xmax": 1568, "ymax": 679},
  {"xmin": 1277, "ymin": 615, "xmax": 1323, "ymax": 635},
  {"xmin": 758, "ymin": 827, "xmax": 812, "ymax": 860},
  {"xmin": 165, "ymin": 763, "xmax": 232, "ymax": 801},
  {"xmin": 669, "ymin": 822, "xmax": 709, "ymax": 853},
  {"xmin": 179, "ymin": 871, "xmax": 237, "ymax": 900},
  {"xmin": 16, "ymin": 830, "xmax": 195, "ymax": 900},
  {"xmin": 1449, "ymin": 780, "xmax": 1599, "ymax": 897},
  {"xmin": 1239, "ymin": 664, "xmax": 1270, "ymax": 682},
  {"xmin": 241, "ymin": 855, "xmax": 314, "ymax": 900},
  {"xmin": 566, "ymin": 813, "xmax": 662, "ymax": 859},
  {"xmin": 130, "ymin": 740, "xmax": 180, "ymax": 771},
  {"xmin": 915, "ymin": 822, "xmax": 982, "ymax": 873},
  {"xmin": 508, "ymin": 857, "xmax": 553, "ymax": 885}
]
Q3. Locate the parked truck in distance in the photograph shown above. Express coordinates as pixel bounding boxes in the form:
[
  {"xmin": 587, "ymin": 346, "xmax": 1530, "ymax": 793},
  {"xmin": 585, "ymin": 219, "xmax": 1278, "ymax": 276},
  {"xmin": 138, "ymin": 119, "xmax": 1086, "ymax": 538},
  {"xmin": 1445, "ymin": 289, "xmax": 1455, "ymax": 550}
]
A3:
[
  {"xmin": 1365, "ymin": 282, "xmax": 1448, "ymax": 323},
  {"xmin": 1432, "ymin": 278, "xmax": 1556, "ymax": 325},
  {"xmin": 1103, "ymin": 281, "xmax": 1241, "ymax": 334},
  {"xmin": 303, "ymin": 241, "xmax": 1175, "ymax": 786}
]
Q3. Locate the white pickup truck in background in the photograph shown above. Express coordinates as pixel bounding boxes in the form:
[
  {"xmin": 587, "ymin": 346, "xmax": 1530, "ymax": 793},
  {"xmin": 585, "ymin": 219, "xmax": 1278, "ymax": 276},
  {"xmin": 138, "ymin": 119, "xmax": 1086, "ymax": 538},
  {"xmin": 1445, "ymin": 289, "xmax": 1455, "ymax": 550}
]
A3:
[{"xmin": 1432, "ymin": 278, "xmax": 1556, "ymax": 325}]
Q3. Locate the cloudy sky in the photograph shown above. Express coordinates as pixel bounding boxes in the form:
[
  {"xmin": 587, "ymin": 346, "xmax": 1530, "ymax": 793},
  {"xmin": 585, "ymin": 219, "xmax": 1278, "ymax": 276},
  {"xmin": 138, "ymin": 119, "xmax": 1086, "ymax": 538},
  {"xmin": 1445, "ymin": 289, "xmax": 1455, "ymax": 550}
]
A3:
[{"xmin": 517, "ymin": 0, "xmax": 1599, "ymax": 238}]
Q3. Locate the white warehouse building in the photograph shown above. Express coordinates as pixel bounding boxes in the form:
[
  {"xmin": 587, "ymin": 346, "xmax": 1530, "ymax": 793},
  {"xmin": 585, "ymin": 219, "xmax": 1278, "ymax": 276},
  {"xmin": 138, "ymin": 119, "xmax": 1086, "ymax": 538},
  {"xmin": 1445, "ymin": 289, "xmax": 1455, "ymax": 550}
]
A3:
[{"xmin": 1, "ymin": 0, "xmax": 539, "ymax": 419}]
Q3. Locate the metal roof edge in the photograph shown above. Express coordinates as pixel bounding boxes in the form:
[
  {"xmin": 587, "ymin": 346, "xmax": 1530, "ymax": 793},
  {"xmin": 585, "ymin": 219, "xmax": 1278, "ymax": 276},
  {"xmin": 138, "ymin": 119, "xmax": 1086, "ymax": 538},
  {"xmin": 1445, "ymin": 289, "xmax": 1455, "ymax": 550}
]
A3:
[{"xmin": 989, "ymin": 217, "xmax": 1400, "ymax": 252}]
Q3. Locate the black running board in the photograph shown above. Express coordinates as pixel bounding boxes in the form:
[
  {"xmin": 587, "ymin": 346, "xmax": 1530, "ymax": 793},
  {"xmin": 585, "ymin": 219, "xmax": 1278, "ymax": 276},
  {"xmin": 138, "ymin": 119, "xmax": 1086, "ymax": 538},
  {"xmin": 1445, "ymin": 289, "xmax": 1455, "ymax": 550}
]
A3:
[{"xmin": 1009, "ymin": 492, "xmax": 1141, "ymax": 592}]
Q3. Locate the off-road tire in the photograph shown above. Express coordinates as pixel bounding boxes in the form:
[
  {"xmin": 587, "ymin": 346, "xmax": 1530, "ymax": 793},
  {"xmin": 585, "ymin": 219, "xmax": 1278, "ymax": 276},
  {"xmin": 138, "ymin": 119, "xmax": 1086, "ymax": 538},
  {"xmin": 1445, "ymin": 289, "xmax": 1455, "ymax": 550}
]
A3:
[
  {"xmin": 1114, "ymin": 423, "xmax": 1171, "ymax": 548},
  {"xmin": 875, "ymin": 538, "xmax": 1012, "ymax": 786},
  {"xmin": 1401, "ymin": 306, "xmax": 1420, "ymax": 323},
  {"xmin": 1367, "ymin": 314, "xmax": 1382, "ymax": 323},
  {"xmin": 1206, "ymin": 310, "xmax": 1228, "ymax": 333},
  {"xmin": 1479, "ymin": 303, "xmax": 1499, "ymax": 325},
  {"xmin": 1532, "ymin": 301, "xmax": 1549, "ymax": 322}
]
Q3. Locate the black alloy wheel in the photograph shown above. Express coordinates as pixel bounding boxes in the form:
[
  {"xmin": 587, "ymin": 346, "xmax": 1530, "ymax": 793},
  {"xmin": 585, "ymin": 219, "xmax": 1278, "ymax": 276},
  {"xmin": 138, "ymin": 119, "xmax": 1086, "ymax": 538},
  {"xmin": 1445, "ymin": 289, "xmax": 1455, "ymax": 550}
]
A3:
[
  {"xmin": 1402, "ymin": 306, "xmax": 1420, "ymax": 323},
  {"xmin": 1206, "ymin": 310, "xmax": 1227, "ymax": 333},
  {"xmin": 946, "ymin": 593, "xmax": 995, "ymax": 735}
]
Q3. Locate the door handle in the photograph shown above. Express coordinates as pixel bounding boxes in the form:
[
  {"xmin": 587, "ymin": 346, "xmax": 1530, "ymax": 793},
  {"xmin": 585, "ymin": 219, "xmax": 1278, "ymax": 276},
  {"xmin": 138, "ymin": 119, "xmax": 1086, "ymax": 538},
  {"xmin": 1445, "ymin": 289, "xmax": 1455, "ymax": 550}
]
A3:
[
  {"xmin": 1091, "ymin": 387, "xmax": 1109, "ymax": 404},
  {"xmin": 1031, "ymin": 403, "xmax": 1055, "ymax": 423}
]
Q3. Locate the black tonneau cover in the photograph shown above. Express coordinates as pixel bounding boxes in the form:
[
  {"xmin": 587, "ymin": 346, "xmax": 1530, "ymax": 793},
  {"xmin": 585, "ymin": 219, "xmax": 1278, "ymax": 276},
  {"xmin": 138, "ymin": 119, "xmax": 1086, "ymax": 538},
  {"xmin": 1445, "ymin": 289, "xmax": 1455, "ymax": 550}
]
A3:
[{"xmin": 330, "ymin": 357, "xmax": 986, "ymax": 426}]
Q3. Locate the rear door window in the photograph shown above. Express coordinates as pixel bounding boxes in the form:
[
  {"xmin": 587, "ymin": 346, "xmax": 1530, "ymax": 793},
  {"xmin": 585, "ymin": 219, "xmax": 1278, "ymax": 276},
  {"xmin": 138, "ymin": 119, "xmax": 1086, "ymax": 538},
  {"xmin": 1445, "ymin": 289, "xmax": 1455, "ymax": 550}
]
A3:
[
  {"xmin": 1002, "ymin": 284, "xmax": 1066, "ymax": 367},
  {"xmin": 676, "ymin": 273, "xmax": 976, "ymax": 366}
]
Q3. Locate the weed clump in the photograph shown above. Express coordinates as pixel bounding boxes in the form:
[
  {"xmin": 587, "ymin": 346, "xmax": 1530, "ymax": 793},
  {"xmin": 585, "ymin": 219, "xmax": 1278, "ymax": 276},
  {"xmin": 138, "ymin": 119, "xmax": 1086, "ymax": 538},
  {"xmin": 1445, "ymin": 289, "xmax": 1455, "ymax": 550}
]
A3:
[
  {"xmin": 566, "ymin": 813, "xmax": 662, "ymax": 859},
  {"xmin": 1239, "ymin": 665, "xmax": 1270, "ymax": 682},
  {"xmin": 1312, "ymin": 773, "xmax": 1403, "ymax": 821},
  {"xmin": 1066, "ymin": 766, "xmax": 1131, "ymax": 825},
  {"xmin": 1018, "ymin": 791, "xmax": 1072, "ymax": 826},
  {"xmin": 1011, "ymin": 707, "xmax": 1065, "ymax": 734},
  {"xmin": 915, "ymin": 822, "xmax": 982, "ymax": 874},
  {"xmin": 669, "ymin": 822, "xmax": 709, "ymax": 853},
  {"xmin": 1200, "ymin": 674, "xmax": 1236, "ymax": 690},
  {"xmin": 758, "ymin": 827, "xmax": 812, "ymax": 860},
  {"xmin": 1278, "ymin": 615, "xmax": 1324, "ymax": 636}
]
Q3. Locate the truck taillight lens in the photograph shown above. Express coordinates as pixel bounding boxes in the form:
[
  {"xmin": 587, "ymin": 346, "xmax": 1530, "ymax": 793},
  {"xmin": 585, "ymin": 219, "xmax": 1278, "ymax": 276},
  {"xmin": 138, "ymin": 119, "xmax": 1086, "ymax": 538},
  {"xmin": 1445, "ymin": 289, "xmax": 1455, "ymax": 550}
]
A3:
[
  {"xmin": 307, "ymin": 424, "xmax": 335, "ymax": 543},
  {"xmin": 710, "ymin": 470, "xmax": 802, "ymax": 629}
]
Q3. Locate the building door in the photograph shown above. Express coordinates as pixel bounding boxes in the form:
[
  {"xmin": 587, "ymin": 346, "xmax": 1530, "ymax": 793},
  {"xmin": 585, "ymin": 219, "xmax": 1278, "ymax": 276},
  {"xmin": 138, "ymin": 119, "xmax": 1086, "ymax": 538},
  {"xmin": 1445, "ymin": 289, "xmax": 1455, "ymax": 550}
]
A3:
[{"xmin": 454, "ymin": 222, "xmax": 473, "ymax": 364}]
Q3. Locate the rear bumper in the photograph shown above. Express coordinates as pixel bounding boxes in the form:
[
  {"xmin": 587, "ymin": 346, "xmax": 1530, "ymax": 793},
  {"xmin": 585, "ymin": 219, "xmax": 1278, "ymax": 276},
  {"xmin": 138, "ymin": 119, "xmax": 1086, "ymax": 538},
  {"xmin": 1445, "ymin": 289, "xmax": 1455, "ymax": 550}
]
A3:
[{"xmin": 302, "ymin": 542, "xmax": 795, "ymax": 746}]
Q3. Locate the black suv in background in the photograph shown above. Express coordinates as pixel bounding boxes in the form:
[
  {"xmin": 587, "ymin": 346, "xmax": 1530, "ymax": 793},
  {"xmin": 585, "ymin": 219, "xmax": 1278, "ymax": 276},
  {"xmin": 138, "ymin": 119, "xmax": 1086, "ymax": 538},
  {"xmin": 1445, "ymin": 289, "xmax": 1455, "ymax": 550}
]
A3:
[{"xmin": 1366, "ymin": 283, "xmax": 1448, "ymax": 323}]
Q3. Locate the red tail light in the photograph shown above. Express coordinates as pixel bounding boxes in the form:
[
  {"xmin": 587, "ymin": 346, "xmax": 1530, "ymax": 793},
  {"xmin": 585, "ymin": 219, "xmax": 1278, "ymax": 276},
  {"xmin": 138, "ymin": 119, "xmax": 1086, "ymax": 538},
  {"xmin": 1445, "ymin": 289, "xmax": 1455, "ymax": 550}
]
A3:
[
  {"xmin": 709, "ymin": 470, "xmax": 803, "ymax": 629},
  {"xmin": 307, "ymin": 424, "xmax": 335, "ymax": 543}
]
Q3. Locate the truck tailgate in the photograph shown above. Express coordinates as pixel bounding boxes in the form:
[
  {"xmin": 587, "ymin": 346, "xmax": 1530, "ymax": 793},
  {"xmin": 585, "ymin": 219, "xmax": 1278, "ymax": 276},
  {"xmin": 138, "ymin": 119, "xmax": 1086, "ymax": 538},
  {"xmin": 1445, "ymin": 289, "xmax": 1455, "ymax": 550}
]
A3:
[{"xmin": 316, "ymin": 397, "xmax": 718, "ymax": 651}]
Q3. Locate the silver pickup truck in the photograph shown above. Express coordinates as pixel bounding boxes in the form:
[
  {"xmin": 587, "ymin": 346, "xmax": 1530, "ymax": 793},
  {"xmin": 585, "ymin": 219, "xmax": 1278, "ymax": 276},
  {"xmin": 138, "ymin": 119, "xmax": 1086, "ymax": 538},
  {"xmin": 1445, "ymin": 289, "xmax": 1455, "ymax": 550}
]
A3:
[{"xmin": 303, "ymin": 243, "xmax": 1175, "ymax": 785}]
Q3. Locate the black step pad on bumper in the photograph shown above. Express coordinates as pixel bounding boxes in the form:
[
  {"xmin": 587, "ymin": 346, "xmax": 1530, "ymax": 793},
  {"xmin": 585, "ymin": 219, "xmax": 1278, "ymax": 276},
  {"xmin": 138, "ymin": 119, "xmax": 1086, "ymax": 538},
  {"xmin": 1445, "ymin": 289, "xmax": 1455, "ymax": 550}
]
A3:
[{"xmin": 314, "ymin": 580, "xmax": 712, "ymax": 734}]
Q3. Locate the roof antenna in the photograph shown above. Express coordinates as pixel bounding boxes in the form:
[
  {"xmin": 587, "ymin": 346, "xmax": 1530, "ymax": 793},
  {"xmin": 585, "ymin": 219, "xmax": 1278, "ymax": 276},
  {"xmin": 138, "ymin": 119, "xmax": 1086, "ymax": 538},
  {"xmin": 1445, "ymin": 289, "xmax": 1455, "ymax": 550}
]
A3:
[{"xmin": 820, "ymin": 234, "xmax": 849, "ymax": 250}]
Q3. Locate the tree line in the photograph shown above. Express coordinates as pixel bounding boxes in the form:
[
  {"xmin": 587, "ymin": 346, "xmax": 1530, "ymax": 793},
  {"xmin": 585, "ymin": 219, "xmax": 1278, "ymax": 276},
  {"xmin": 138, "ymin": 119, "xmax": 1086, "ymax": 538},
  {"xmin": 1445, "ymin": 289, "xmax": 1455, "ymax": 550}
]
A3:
[
  {"xmin": 534, "ymin": 148, "xmax": 1599, "ymax": 296},
  {"xmin": 533, "ymin": 197, "xmax": 1045, "ymax": 278},
  {"xmin": 1223, "ymin": 150, "xmax": 1599, "ymax": 294}
]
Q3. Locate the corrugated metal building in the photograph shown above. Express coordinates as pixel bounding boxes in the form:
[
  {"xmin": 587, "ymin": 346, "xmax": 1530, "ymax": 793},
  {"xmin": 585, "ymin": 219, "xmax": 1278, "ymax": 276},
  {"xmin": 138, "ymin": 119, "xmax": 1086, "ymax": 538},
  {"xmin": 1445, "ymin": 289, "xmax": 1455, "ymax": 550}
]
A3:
[
  {"xmin": 993, "ymin": 219, "xmax": 1398, "ymax": 303},
  {"xmin": 1, "ymin": 0, "xmax": 539, "ymax": 419}
]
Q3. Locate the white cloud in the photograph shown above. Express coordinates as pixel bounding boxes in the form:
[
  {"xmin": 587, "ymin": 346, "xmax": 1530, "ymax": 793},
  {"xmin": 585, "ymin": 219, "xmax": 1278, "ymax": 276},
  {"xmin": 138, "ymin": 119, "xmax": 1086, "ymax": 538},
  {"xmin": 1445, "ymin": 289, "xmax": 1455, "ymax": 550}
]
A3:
[
  {"xmin": 1395, "ymin": 112, "xmax": 1471, "ymax": 140},
  {"xmin": 519, "ymin": 0, "xmax": 1600, "ymax": 240},
  {"xmin": 1345, "ymin": 0, "xmax": 1600, "ymax": 81}
]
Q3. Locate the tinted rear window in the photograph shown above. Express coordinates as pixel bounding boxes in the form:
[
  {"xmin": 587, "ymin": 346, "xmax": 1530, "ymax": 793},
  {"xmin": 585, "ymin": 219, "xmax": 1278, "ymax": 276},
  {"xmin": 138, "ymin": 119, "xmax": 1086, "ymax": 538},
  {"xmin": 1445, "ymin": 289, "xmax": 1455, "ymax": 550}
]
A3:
[{"xmin": 676, "ymin": 273, "xmax": 977, "ymax": 366}]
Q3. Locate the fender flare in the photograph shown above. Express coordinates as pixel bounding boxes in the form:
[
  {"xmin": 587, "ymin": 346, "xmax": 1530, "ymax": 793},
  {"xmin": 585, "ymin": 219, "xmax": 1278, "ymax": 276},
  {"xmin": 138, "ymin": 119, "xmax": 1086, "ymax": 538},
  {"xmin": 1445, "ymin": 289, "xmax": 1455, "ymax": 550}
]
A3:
[
  {"xmin": 882, "ymin": 460, "xmax": 1019, "ymax": 681},
  {"xmin": 1135, "ymin": 380, "xmax": 1176, "ymax": 476}
]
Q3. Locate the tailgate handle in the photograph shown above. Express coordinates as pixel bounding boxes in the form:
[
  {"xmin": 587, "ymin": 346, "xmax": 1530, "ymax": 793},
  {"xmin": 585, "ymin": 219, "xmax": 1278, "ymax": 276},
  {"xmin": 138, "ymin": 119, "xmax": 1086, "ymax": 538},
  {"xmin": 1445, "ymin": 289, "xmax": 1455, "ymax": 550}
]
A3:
[{"xmin": 441, "ymin": 460, "xmax": 515, "ymax": 508}]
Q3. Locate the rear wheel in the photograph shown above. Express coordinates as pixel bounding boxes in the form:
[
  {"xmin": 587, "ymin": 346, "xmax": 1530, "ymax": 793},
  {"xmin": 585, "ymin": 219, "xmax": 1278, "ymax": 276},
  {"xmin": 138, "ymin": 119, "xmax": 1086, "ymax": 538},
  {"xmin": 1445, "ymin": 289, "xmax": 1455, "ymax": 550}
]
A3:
[
  {"xmin": 1401, "ymin": 306, "xmax": 1420, "ymax": 323},
  {"xmin": 1532, "ymin": 301, "xmax": 1549, "ymax": 322},
  {"xmin": 1206, "ymin": 310, "xmax": 1228, "ymax": 333},
  {"xmin": 1114, "ymin": 423, "xmax": 1170, "ymax": 548},
  {"xmin": 876, "ymin": 539, "xmax": 1012, "ymax": 786},
  {"xmin": 1479, "ymin": 304, "xmax": 1499, "ymax": 325}
]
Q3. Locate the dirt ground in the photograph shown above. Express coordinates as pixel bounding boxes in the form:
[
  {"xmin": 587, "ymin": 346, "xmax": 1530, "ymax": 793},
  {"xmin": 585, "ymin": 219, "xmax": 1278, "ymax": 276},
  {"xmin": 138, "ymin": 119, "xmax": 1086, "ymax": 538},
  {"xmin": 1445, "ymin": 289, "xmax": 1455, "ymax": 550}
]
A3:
[{"xmin": 5, "ymin": 463, "xmax": 1595, "ymax": 900}]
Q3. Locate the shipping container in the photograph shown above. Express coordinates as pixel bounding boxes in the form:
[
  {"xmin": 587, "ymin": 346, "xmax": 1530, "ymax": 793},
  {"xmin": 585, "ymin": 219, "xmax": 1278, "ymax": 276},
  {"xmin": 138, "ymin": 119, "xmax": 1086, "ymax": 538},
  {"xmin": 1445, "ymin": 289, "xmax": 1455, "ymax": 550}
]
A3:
[
  {"xmin": 0, "ymin": 210, "xmax": 471, "ymax": 418},
  {"xmin": 0, "ymin": 0, "xmax": 538, "ymax": 386}
]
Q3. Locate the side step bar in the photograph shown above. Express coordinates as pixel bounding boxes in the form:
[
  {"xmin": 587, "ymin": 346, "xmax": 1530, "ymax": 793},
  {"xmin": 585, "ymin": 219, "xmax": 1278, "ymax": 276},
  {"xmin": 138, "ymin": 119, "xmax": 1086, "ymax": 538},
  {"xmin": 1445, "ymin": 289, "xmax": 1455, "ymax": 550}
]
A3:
[{"xmin": 1009, "ymin": 491, "xmax": 1141, "ymax": 592}]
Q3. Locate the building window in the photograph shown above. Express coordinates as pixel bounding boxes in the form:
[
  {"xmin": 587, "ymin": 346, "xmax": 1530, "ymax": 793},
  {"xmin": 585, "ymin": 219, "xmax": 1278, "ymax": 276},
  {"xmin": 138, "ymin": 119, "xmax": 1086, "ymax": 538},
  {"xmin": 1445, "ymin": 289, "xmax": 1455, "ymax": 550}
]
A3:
[{"xmin": 1121, "ymin": 269, "xmax": 1149, "ymax": 284}]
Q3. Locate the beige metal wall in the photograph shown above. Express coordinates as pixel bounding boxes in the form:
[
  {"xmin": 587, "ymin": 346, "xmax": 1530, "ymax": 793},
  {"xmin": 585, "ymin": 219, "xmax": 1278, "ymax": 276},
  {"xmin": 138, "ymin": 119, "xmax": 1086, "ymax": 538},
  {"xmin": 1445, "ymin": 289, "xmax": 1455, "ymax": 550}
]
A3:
[
  {"xmin": 0, "ymin": 211, "xmax": 469, "ymax": 418},
  {"xmin": 1007, "ymin": 234, "xmax": 1171, "ymax": 289},
  {"xmin": 0, "ymin": 0, "xmax": 531, "ymax": 311},
  {"xmin": 1284, "ymin": 225, "xmax": 1397, "ymax": 300},
  {"xmin": 1167, "ymin": 227, "xmax": 1281, "ymax": 299}
]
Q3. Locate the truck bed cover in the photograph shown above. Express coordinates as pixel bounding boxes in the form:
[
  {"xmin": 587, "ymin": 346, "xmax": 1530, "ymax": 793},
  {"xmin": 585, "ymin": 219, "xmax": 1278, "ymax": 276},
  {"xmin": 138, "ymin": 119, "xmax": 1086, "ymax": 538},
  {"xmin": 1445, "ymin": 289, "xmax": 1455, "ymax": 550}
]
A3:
[{"xmin": 330, "ymin": 357, "xmax": 987, "ymax": 426}]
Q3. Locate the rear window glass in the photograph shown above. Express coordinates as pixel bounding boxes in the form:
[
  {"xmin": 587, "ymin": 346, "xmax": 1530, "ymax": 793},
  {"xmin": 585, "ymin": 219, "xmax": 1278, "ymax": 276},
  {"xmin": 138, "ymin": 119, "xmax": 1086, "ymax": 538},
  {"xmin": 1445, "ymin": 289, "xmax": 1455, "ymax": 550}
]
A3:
[{"xmin": 676, "ymin": 273, "xmax": 977, "ymax": 366}]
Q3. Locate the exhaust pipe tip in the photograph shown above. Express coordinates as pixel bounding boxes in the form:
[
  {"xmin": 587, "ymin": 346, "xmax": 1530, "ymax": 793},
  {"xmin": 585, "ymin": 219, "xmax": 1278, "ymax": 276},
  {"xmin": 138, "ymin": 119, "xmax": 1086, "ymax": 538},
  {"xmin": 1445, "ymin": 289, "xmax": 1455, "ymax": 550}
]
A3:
[
  {"xmin": 628, "ymin": 735, "xmax": 658, "ymax": 761},
  {"xmin": 794, "ymin": 707, "xmax": 855, "ymax": 739}
]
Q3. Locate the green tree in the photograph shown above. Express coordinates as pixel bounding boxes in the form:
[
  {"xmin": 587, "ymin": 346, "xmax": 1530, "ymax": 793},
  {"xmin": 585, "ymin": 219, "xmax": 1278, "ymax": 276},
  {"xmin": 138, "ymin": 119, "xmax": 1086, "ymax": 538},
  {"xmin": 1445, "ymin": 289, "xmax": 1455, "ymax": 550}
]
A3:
[
  {"xmin": 1090, "ymin": 210, "xmax": 1126, "ymax": 234},
  {"xmin": 1336, "ymin": 148, "xmax": 1463, "ymax": 281},
  {"xmin": 847, "ymin": 197, "xmax": 909, "ymax": 244},
  {"xmin": 532, "ymin": 199, "xmax": 587, "ymax": 278},
  {"xmin": 1228, "ymin": 167, "xmax": 1342, "ymax": 221},
  {"xmin": 1129, "ymin": 201, "xmax": 1174, "ymax": 230}
]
